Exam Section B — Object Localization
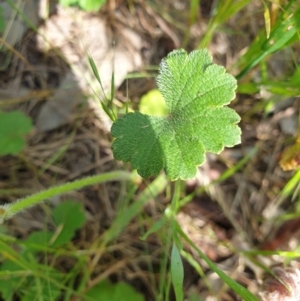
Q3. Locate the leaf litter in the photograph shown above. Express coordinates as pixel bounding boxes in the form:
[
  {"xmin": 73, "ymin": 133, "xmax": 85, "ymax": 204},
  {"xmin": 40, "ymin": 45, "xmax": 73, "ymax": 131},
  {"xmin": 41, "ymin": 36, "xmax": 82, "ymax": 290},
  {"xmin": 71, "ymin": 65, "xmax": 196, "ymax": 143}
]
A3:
[{"xmin": 0, "ymin": 0, "xmax": 300, "ymax": 300}]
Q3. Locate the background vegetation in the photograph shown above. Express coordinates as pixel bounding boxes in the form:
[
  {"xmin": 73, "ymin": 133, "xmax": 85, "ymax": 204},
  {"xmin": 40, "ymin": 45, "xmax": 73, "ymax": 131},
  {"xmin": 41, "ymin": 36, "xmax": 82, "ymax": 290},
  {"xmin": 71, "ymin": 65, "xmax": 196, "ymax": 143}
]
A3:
[{"xmin": 0, "ymin": 0, "xmax": 300, "ymax": 300}]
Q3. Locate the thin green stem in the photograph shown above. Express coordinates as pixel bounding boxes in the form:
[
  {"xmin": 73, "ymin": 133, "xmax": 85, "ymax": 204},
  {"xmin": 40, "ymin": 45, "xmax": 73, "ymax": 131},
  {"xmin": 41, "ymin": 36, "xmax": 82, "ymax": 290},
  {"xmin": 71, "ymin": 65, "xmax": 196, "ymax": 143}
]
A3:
[
  {"xmin": 171, "ymin": 180, "xmax": 181, "ymax": 218},
  {"xmin": 0, "ymin": 171, "xmax": 135, "ymax": 223}
]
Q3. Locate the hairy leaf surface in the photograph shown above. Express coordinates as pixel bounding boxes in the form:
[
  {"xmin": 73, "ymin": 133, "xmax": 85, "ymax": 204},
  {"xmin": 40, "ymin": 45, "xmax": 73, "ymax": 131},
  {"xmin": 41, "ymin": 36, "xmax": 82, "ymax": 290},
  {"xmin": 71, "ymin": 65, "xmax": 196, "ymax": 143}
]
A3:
[{"xmin": 111, "ymin": 49, "xmax": 241, "ymax": 180}]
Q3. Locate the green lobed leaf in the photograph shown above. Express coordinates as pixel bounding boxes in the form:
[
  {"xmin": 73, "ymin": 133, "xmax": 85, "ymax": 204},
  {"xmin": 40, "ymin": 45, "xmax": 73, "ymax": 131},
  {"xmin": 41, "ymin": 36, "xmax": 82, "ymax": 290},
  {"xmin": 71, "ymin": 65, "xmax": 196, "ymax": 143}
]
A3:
[
  {"xmin": 111, "ymin": 49, "xmax": 241, "ymax": 180},
  {"xmin": 0, "ymin": 111, "xmax": 32, "ymax": 156},
  {"xmin": 52, "ymin": 200, "xmax": 86, "ymax": 247}
]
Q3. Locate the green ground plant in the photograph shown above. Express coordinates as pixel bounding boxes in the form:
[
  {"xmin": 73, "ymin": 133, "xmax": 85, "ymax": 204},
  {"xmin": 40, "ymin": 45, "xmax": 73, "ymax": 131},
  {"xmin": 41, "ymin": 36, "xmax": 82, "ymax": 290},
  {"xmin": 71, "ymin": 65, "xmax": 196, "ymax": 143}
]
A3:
[
  {"xmin": 0, "ymin": 48, "xmax": 258, "ymax": 301},
  {"xmin": 1, "ymin": 0, "xmax": 300, "ymax": 300},
  {"xmin": 0, "ymin": 200, "xmax": 145, "ymax": 301}
]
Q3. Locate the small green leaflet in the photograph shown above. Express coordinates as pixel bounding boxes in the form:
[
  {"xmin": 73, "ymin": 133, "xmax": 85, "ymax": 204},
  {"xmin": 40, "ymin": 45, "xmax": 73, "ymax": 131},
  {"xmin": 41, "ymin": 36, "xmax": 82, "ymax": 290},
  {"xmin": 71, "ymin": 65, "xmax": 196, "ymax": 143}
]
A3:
[
  {"xmin": 59, "ymin": 0, "xmax": 105, "ymax": 11},
  {"xmin": 0, "ymin": 111, "xmax": 32, "ymax": 156},
  {"xmin": 0, "ymin": 6, "xmax": 5, "ymax": 32},
  {"xmin": 52, "ymin": 200, "xmax": 86, "ymax": 247},
  {"xmin": 111, "ymin": 49, "xmax": 241, "ymax": 180},
  {"xmin": 85, "ymin": 280, "xmax": 145, "ymax": 301}
]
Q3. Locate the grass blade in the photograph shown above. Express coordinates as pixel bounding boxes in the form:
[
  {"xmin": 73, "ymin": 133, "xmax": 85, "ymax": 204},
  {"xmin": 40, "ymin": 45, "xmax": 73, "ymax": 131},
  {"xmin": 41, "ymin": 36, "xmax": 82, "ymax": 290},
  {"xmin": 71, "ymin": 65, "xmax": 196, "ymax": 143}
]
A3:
[
  {"xmin": 171, "ymin": 243, "xmax": 184, "ymax": 301},
  {"xmin": 236, "ymin": 8, "xmax": 300, "ymax": 79},
  {"xmin": 178, "ymin": 223, "xmax": 260, "ymax": 301}
]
